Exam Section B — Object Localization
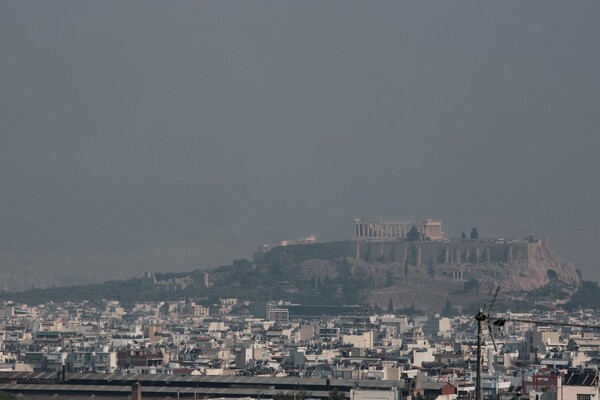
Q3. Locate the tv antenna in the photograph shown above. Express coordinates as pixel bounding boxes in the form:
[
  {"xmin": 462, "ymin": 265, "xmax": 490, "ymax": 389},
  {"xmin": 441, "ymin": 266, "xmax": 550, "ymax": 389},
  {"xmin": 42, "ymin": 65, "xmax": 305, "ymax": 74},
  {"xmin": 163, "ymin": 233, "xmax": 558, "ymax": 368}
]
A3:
[
  {"xmin": 474, "ymin": 287, "xmax": 600, "ymax": 400},
  {"xmin": 474, "ymin": 286, "xmax": 500, "ymax": 400}
]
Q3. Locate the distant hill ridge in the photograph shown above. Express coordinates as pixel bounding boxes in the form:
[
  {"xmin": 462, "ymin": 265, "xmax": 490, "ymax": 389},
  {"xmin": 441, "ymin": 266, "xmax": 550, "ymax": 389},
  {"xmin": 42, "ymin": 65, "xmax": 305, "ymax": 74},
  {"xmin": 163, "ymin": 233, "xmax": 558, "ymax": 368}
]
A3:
[{"xmin": 3, "ymin": 236, "xmax": 581, "ymax": 311}]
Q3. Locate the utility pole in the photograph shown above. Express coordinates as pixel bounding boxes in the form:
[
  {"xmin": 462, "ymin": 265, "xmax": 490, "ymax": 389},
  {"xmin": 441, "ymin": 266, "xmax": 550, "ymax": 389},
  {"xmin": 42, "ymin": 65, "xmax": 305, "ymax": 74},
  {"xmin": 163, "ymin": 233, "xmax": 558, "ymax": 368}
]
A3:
[{"xmin": 475, "ymin": 308, "xmax": 486, "ymax": 400}]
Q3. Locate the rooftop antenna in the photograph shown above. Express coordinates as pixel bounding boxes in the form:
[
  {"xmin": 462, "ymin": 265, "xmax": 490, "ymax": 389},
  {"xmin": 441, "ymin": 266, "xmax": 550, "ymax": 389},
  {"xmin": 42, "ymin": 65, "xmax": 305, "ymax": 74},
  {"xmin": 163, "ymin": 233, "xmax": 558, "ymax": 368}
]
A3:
[
  {"xmin": 479, "ymin": 294, "xmax": 600, "ymax": 399},
  {"xmin": 475, "ymin": 286, "xmax": 500, "ymax": 400},
  {"xmin": 475, "ymin": 308, "xmax": 486, "ymax": 400}
]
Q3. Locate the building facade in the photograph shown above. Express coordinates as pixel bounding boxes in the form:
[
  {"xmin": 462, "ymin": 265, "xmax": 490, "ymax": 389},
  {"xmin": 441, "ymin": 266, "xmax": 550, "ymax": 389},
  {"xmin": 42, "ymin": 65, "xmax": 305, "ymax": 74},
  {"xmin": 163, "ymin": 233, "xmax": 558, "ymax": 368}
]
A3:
[{"xmin": 353, "ymin": 219, "xmax": 443, "ymax": 241}]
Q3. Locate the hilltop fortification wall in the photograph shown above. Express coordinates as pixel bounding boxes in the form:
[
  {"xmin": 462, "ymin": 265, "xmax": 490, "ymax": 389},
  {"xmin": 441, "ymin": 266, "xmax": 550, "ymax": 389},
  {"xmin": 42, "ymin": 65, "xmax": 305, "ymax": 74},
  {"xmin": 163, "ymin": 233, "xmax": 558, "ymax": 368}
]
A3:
[
  {"xmin": 257, "ymin": 237, "xmax": 548, "ymax": 267},
  {"xmin": 359, "ymin": 237, "xmax": 547, "ymax": 266}
]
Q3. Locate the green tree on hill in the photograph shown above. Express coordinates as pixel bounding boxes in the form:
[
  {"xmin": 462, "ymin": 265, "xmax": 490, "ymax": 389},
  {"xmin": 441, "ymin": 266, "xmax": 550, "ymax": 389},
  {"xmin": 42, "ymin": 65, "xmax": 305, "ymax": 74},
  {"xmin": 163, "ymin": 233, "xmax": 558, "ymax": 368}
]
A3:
[
  {"xmin": 407, "ymin": 226, "xmax": 421, "ymax": 241},
  {"xmin": 373, "ymin": 302, "xmax": 383, "ymax": 314},
  {"xmin": 443, "ymin": 299, "xmax": 455, "ymax": 316}
]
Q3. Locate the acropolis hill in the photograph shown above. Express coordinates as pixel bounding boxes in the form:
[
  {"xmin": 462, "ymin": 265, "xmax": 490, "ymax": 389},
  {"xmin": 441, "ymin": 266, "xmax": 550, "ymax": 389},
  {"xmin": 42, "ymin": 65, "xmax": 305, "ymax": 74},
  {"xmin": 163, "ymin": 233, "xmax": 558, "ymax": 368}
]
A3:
[
  {"xmin": 252, "ymin": 219, "xmax": 581, "ymax": 310},
  {"xmin": 3, "ymin": 219, "xmax": 582, "ymax": 310},
  {"xmin": 257, "ymin": 219, "xmax": 567, "ymax": 271},
  {"xmin": 259, "ymin": 234, "xmax": 550, "ymax": 267}
]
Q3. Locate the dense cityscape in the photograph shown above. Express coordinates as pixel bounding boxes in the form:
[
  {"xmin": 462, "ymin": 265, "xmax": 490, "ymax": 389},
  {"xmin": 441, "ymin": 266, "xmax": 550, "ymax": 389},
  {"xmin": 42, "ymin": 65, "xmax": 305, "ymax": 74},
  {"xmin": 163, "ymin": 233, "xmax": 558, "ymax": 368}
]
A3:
[{"xmin": 1, "ymin": 295, "xmax": 600, "ymax": 399}]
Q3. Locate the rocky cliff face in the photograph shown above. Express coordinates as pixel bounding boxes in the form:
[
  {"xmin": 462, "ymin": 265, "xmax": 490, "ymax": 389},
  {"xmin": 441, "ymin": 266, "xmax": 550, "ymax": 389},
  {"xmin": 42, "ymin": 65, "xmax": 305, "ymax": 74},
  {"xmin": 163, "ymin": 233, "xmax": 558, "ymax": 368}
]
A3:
[
  {"xmin": 294, "ymin": 243, "xmax": 580, "ymax": 311},
  {"xmin": 463, "ymin": 246, "xmax": 580, "ymax": 292}
]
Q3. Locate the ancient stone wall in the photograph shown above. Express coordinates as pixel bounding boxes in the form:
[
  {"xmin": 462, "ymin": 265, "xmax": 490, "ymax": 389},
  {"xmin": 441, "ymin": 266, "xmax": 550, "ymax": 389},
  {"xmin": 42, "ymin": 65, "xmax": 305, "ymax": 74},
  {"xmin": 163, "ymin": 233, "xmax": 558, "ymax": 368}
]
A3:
[
  {"xmin": 357, "ymin": 239, "xmax": 534, "ymax": 265},
  {"xmin": 257, "ymin": 237, "xmax": 547, "ymax": 267}
]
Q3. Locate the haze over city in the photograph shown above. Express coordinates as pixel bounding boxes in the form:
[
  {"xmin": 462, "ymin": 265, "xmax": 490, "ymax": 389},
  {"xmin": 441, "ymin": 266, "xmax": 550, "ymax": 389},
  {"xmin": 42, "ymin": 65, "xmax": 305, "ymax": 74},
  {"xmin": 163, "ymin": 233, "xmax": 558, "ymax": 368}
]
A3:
[{"xmin": 1, "ymin": 1, "xmax": 599, "ymax": 289}]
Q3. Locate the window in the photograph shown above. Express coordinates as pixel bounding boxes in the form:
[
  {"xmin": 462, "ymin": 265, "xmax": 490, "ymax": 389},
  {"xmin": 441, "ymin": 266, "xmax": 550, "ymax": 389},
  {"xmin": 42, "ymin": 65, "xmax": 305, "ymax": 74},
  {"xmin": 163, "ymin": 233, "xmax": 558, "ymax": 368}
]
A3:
[{"xmin": 577, "ymin": 394, "xmax": 591, "ymax": 400}]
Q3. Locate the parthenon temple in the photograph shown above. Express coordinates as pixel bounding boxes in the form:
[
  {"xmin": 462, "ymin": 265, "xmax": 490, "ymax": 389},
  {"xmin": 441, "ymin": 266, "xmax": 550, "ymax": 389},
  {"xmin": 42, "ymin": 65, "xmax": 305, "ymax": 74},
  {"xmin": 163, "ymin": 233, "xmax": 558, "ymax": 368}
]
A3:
[{"xmin": 352, "ymin": 218, "xmax": 444, "ymax": 241}]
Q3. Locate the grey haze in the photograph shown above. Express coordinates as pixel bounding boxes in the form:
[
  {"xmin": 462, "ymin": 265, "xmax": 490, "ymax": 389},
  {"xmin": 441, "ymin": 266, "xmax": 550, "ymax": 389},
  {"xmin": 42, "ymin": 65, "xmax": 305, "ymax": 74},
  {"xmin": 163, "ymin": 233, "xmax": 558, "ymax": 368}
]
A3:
[{"xmin": 1, "ymin": 1, "xmax": 599, "ymax": 289}]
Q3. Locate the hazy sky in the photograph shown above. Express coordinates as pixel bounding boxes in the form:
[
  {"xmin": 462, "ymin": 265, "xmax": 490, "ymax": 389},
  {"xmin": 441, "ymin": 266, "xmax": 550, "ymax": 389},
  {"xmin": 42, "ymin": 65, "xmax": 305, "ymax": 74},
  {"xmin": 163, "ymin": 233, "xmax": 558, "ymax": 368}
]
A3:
[{"xmin": 1, "ymin": 2, "xmax": 599, "ymax": 279}]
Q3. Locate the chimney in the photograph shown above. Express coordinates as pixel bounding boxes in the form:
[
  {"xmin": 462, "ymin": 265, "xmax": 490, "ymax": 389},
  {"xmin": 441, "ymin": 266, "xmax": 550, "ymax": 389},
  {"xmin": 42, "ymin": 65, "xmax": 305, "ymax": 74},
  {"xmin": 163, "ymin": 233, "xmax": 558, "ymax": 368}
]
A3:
[{"xmin": 132, "ymin": 382, "xmax": 142, "ymax": 400}]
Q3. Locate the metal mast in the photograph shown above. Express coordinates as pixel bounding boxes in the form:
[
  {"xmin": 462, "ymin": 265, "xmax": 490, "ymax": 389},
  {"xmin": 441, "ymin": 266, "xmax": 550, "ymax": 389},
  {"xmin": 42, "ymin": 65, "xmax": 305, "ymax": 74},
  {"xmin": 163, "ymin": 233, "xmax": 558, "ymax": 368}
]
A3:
[{"xmin": 475, "ymin": 308, "xmax": 487, "ymax": 400}]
